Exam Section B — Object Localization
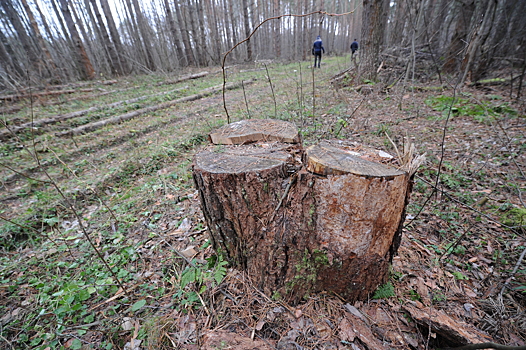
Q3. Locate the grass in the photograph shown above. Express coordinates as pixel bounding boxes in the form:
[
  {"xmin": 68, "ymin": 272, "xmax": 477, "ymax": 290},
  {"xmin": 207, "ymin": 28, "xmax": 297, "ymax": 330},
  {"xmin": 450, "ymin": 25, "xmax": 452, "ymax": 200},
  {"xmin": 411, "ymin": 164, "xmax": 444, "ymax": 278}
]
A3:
[{"xmin": 1, "ymin": 56, "xmax": 525, "ymax": 348}]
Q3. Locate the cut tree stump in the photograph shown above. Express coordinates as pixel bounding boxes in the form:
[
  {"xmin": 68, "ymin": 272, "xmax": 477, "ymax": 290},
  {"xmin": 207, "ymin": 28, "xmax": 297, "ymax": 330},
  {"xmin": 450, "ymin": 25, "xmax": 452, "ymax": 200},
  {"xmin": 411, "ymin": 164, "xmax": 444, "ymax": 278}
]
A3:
[{"xmin": 192, "ymin": 119, "xmax": 420, "ymax": 303}]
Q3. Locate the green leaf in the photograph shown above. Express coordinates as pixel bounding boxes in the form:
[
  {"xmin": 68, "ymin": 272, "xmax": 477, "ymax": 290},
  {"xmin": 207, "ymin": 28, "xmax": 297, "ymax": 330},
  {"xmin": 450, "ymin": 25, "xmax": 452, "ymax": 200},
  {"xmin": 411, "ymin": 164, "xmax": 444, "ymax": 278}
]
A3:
[
  {"xmin": 180, "ymin": 267, "xmax": 197, "ymax": 289},
  {"xmin": 71, "ymin": 338, "xmax": 83, "ymax": 350},
  {"xmin": 131, "ymin": 299, "xmax": 147, "ymax": 312},
  {"xmin": 372, "ymin": 282, "xmax": 395, "ymax": 299},
  {"xmin": 452, "ymin": 271, "xmax": 468, "ymax": 280},
  {"xmin": 77, "ymin": 288, "xmax": 91, "ymax": 301},
  {"xmin": 84, "ymin": 314, "xmax": 95, "ymax": 323}
]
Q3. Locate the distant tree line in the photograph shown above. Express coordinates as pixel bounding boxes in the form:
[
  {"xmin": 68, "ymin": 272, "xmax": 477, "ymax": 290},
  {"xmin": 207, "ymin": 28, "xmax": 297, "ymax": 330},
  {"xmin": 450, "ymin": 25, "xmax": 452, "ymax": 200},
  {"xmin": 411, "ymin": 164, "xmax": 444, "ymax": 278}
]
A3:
[{"xmin": 0, "ymin": 0, "xmax": 525, "ymax": 89}]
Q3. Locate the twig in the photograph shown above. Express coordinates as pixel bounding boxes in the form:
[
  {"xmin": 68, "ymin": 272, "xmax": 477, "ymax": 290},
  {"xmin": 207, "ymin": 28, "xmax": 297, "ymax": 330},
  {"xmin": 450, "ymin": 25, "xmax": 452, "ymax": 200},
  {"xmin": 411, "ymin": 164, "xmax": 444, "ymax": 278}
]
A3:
[
  {"xmin": 263, "ymin": 63, "xmax": 277, "ymax": 118},
  {"xmin": 312, "ymin": 59, "xmax": 316, "ymax": 128},
  {"xmin": 298, "ymin": 61, "xmax": 304, "ymax": 127},
  {"xmin": 499, "ymin": 246, "xmax": 526, "ymax": 298},
  {"xmin": 267, "ymin": 173, "xmax": 298, "ymax": 225},
  {"xmin": 12, "ymin": 81, "xmax": 130, "ymax": 296},
  {"xmin": 241, "ymin": 80, "xmax": 251, "ymax": 119},
  {"xmin": 439, "ymin": 222, "xmax": 477, "ymax": 261},
  {"xmin": 405, "ymin": 77, "xmax": 462, "ymax": 226},
  {"xmin": 334, "ymin": 95, "xmax": 366, "ymax": 138}
]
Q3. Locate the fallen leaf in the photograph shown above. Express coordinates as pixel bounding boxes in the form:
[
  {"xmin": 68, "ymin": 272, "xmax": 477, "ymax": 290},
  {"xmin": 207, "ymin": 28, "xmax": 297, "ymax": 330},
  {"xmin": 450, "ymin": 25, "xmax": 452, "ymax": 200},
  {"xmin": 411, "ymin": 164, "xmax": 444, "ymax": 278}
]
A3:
[
  {"xmin": 344, "ymin": 304, "xmax": 366, "ymax": 321},
  {"xmin": 255, "ymin": 319, "xmax": 266, "ymax": 331},
  {"xmin": 339, "ymin": 317, "xmax": 356, "ymax": 342},
  {"xmin": 464, "ymin": 287, "xmax": 477, "ymax": 298},
  {"xmin": 294, "ymin": 308, "xmax": 302, "ymax": 318}
]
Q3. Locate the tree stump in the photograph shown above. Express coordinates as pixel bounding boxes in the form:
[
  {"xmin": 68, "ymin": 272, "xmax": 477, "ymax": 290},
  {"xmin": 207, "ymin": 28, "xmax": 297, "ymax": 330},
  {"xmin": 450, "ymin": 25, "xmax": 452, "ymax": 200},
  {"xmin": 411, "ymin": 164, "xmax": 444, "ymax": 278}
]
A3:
[{"xmin": 192, "ymin": 119, "xmax": 418, "ymax": 303}]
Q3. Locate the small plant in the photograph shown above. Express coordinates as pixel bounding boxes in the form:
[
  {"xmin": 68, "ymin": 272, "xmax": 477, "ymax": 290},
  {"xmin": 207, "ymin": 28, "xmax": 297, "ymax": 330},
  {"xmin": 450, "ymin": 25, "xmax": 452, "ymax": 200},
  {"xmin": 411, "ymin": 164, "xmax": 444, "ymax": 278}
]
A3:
[
  {"xmin": 374, "ymin": 123, "xmax": 391, "ymax": 135},
  {"xmin": 451, "ymin": 271, "xmax": 468, "ymax": 280},
  {"xmin": 425, "ymin": 95, "xmax": 518, "ymax": 122},
  {"xmin": 407, "ymin": 289, "xmax": 422, "ymax": 301},
  {"xmin": 172, "ymin": 254, "xmax": 228, "ymax": 309},
  {"xmin": 431, "ymin": 290, "xmax": 447, "ymax": 303},
  {"xmin": 372, "ymin": 282, "xmax": 395, "ymax": 299}
]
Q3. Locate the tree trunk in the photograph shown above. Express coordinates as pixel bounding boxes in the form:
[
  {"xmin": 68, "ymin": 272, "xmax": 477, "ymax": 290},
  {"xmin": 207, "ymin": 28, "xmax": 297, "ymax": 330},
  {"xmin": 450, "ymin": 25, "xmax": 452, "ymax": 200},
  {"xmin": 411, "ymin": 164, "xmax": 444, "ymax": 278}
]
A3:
[
  {"xmin": 58, "ymin": 0, "xmax": 95, "ymax": 80},
  {"xmin": 205, "ymin": 0, "xmax": 222, "ymax": 64},
  {"xmin": 442, "ymin": 0, "xmax": 475, "ymax": 74},
  {"xmin": 20, "ymin": 0, "xmax": 59, "ymax": 80},
  {"xmin": 228, "ymin": 0, "xmax": 239, "ymax": 60},
  {"xmin": 131, "ymin": 0, "xmax": 156, "ymax": 71},
  {"xmin": 195, "ymin": 0, "xmax": 208, "ymax": 66},
  {"xmin": 193, "ymin": 119, "xmax": 415, "ymax": 303},
  {"xmin": 163, "ymin": 0, "xmax": 184, "ymax": 66},
  {"xmin": 89, "ymin": 0, "xmax": 121, "ymax": 75},
  {"xmin": 173, "ymin": 0, "xmax": 195, "ymax": 66},
  {"xmin": 465, "ymin": 0, "xmax": 498, "ymax": 83},
  {"xmin": 359, "ymin": 0, "xmax": 389, "ymax": 82},
  {"xmin": 99, "ymin": 0, "xmax": 129, "ymax": 74},
  {"xmin": 1, "ymin": 0, "xmax": 42, "ymax": 75},
  {"xmin": 274, "ymin": 0, "xmax": 281, "ymax": 58},
  {"xmin": 68, "ymin": 1, "xmax": 97, "ymax": 73},
  {"xmin": 242, "ymin": 0, "xmax": 252, "ymax": 61},
  {"xmin": 0, "ymin": 18, "xmax": 24, "ymax": 80},
  {"xmin": 221, "ymin": 0, "xmax": 234, "ymax": 60}
]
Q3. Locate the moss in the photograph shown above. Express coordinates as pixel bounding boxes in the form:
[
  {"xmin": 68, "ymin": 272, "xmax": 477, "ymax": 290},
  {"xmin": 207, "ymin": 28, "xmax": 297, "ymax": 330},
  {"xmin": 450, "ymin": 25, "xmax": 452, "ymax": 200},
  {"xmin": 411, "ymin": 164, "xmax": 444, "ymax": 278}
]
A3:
[
  {"xmin": 287, "ymin": 249, "xmax": 331, "ymax": 295},
  {"xmin": 501, "ymin": 207, "xmax": 526, "ymax": 230},
  {"xmin": 308, "ymin": 204, "xmax": 316, "ymax": 227}
]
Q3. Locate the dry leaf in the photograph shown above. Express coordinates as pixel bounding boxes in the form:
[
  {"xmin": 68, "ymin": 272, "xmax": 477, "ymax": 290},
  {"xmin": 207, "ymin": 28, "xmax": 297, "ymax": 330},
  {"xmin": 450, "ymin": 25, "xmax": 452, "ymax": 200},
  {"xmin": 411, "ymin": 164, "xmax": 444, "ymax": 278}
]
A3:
[{"xmin": 338, "ymin": 318, "xmax": 356, "ymax": 342}]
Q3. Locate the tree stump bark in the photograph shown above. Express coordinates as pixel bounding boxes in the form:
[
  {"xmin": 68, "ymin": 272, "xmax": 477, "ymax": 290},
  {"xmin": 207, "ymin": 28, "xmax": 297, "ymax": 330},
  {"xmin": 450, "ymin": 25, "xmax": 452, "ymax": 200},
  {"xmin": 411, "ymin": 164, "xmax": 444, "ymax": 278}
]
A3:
[{"xmin": 192, "ymin": 119, "xmax": 418, "ymax": 303}]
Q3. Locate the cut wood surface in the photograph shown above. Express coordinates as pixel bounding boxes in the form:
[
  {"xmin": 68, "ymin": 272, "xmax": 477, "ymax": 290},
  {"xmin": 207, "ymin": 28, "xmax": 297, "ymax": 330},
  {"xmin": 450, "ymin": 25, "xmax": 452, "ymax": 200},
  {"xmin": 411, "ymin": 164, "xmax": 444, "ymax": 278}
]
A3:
[
  {"xmin": 157, "ymin": 71, "xmax": 210, "ymax": 85},
  {"xmin": 193, "ymin": 120, "xmax": 420, "ymax": 303},
  {"xmin": 209, "ymin": 118, "xmax": 301, "ymax": 145},
  {"xmin": 0, "ymin": 87, "xmax": 185, "ymax": 141},
  {"xmin": 305, "ymin": 141, "xmax": 402, "ymax": 177},
  {"xmin": 56, "ymin": 81, "xmax": 251, "ymax": 137}
]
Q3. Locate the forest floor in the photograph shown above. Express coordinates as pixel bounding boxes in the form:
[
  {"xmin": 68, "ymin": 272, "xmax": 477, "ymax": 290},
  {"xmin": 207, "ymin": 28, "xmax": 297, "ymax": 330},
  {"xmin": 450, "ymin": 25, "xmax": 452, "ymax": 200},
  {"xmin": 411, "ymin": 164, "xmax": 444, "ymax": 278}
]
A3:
[{"xmin": 0, "ymin": 55, "xmax": 525, "ymax": 350}]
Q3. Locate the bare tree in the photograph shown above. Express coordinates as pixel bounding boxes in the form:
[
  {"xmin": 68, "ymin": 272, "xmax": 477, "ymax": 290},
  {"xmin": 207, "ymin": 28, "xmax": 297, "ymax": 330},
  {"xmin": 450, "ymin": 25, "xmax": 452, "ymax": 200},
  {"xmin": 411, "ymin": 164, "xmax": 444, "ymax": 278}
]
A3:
[
  {"xmin": 58, "ymin": 0, "xmax": 95, "ymax": 80},
  {"xmin": 1, "ymin": 0, "xmax": 43, "ymax": 77},
  {"xmin": 99, "ymin": 0, "xmax": 129, "ymax": 74},
  {"xmin": 163, "ymin": 0, "xmax": 185, "ymax": 66},
  {"xmin": 130, "ymin": 0, "xmax": 156, "ymax": 71},
  {"xmin": 359, "ymin": 0, "xmax": 389, "ymax": 81},
  {"xmin": 174, "ymin": 0, "xmax": 195, "ymax": 66},
  {"xmin": 242, "ymin": 0, "xmax": 253, "ymax": 61}
]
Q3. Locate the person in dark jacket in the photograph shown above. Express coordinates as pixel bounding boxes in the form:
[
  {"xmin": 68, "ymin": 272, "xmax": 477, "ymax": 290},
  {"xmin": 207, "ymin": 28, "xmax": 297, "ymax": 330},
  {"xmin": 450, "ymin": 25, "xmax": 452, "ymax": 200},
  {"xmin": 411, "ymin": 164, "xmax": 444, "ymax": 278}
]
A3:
[
  {"xmin": 312, "ymin": 36, "xmax": 325, "ymax": 68},
  {"xmin": 351, "ymin": 39, "xmax": 359, "ymax": 56}
]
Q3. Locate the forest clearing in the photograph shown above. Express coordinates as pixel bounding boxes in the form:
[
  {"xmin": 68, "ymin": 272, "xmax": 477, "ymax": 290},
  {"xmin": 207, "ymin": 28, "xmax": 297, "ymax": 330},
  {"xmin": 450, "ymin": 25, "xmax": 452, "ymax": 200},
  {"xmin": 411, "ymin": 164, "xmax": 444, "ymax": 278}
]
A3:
[
  {"xmin": 1, "ymin": 0, "xmax": 526, "ymax": 348},
  {"xmin": 1, "ymin": 55, "xmax": 525, "ymax": 349}
]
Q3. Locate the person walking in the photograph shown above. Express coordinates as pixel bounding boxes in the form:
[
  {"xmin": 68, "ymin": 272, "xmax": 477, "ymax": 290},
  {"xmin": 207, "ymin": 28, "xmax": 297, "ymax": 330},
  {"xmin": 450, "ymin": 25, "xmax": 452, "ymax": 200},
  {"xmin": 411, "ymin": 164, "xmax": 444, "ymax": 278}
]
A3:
[
  {"xmin": 351, "ymin": 39, "xmax": 359, "ymax": 56},
  {"xmin": 312, "ymin": 36, "xmax": 325, "ymax": 68}
]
